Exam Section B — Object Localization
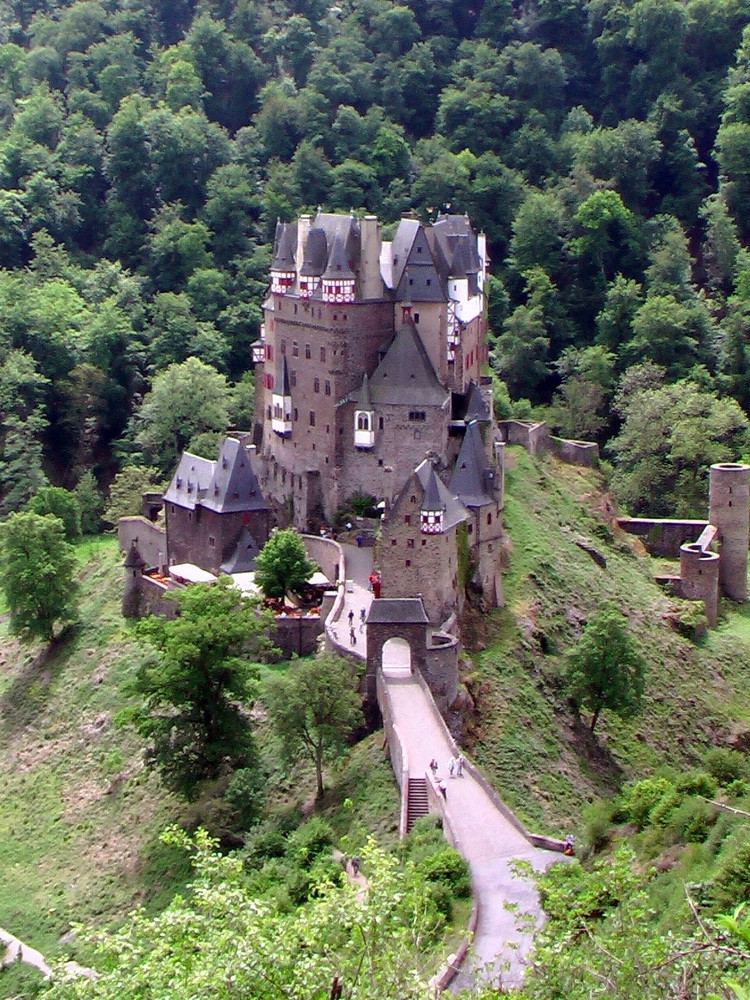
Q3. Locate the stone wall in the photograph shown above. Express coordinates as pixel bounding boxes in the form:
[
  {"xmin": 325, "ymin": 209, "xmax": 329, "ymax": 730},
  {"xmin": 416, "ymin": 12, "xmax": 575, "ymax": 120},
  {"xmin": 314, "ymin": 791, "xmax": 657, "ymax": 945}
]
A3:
[
  {"xmin": 617, "ymin": 518, "xmax": 710, "ymax": 557},
  {"xmin": 272, "ymin": 615, "xmax": 324, "ymax": 658},
  {"xmin": 117, "ymin": 516, "xmax": 166, "ymax": 568},
  {"xmin": 548, "ymin": 436, "xmax": 599, "ymax": 466},
  {"xmin": 301, "ymin": 534, "xmax": 345, "ymax": 585},
  {"xmin": 679, "ymin": 543, "xmax": 720, "ymax": 625},
  {"xmin": 165, "ymin": 503, "xmax": 269, "ymax": 574},
  {"xmin": 498, "ymin": 420, "xmax": 549, "ymax": 455}
]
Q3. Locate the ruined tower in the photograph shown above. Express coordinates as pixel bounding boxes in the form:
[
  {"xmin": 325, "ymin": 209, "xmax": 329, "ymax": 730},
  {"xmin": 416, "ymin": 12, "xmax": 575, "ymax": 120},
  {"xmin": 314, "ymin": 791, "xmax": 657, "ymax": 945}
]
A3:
[{"xmin": 709, "ymin": 462, "xmax": 750, "ymax": 602}]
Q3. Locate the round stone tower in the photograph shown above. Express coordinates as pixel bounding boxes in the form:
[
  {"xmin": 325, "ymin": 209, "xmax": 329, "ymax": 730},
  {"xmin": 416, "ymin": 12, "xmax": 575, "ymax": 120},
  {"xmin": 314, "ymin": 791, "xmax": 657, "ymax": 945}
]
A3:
[
  {"xmin": 680, "ymin": 543, "xmax": 720, "ymax": 625},
  {"xmin": 709, "ymin": 463, "xmax": 750, "ymax": 602}
]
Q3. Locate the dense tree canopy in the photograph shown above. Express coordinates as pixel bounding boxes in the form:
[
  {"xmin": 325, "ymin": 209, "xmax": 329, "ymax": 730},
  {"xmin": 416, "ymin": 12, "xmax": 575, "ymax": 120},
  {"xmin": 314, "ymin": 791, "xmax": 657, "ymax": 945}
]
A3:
[{"xmin": 0, "ymin": 0, "xmax": 749, "ymax": 517}]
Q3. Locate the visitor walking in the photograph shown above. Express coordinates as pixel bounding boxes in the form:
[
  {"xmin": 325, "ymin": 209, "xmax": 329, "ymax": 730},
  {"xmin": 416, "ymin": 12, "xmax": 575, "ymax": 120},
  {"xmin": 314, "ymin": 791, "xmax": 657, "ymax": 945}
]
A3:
[
  {"xmin": 347, "ymin": 609, "xmax": 354, "ymax": 627},
  {"xmin": 448, "ymin": 756, "xmax": 456, "ymax": 778},
  {"xmin": 349, "ymin": 626, "xmax": 357, "ymax": 646},
  {"xmin": 456, "ymin": 753, "xmax": 465, "ymax": 777},
  {"xmin": 360, "ymin": 607, "xmax": 366, "ymax": 630},
  {"xmin": 439, "ymin": 780, "xmax": 447, "ymax": 800}
]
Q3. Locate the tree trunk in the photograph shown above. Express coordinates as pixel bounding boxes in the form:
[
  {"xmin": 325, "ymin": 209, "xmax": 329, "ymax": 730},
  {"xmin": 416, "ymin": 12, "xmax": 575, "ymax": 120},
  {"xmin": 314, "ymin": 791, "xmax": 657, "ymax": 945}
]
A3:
[
  {"xmin": 315, "ymin": 744, "xmax": 324, "ymax": 798},
  {"xmin": 590, "ymin": 704, "xmax": 601, "ymax": 732}
]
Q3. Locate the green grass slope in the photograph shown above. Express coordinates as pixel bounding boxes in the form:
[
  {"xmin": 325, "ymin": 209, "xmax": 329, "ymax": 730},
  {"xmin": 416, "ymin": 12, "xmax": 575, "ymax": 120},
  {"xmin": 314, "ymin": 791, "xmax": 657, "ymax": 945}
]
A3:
[
  {"xmin": 0, "ymin": 539, "xmax": 188, "ymax": 961},
  {"xmin": 464, "ymin": 448, "xmax": 750, "ymax": 835}
]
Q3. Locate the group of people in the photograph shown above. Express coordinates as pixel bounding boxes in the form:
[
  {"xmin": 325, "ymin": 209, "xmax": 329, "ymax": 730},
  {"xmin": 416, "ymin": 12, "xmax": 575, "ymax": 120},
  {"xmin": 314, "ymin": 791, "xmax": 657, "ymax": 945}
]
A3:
[
  {"xmin": 429, "ymin": 754, "xmax": 466, "ymax": 799},
  {"xmin": 347, "ymin": 607, "xmax": 367, "ymax": 645}
]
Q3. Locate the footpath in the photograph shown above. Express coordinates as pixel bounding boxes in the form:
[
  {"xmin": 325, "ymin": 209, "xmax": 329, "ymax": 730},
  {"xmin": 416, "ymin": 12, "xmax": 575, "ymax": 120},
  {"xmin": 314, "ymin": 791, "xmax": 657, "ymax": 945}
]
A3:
[{"xmin": 335, "ymin": 543, "xmax": 561, "ymax": 992}]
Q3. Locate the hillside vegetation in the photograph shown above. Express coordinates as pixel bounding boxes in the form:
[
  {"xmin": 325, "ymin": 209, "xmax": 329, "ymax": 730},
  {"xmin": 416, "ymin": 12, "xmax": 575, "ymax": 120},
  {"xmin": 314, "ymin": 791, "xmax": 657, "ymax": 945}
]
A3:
[{"xmin": 464, "ymin": 447, "xmax": 750, "ymax": 833}]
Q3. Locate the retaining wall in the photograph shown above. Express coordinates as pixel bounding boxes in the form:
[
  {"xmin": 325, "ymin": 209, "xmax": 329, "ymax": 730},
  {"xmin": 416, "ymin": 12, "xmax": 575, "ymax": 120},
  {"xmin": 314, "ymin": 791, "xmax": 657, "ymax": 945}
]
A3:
[
  {"xmin": 548, "ymin": 436, "xmax": 599, "ymax": 467},
  {"xmin": 273, "ymin": 615, "xmax": 324, "ymax": 657},
  {"xmin": 617, "ymin": 518, "xmax": 709, "ymax": 557},
  {"xmin": 301, "ymin": 534, "xmax": 345, "ymax": 586}
]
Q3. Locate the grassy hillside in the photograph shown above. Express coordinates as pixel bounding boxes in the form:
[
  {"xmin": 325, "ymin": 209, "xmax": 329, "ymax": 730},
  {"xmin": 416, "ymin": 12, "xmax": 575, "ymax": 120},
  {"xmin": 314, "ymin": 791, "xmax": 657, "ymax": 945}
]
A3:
[
  {"xmin": 464, "ymin": 447, "xmax": 750, "ymax": 834},
  {"xmin": 0, "ymin": 537, "xmax": 400, "ymax": 983}
]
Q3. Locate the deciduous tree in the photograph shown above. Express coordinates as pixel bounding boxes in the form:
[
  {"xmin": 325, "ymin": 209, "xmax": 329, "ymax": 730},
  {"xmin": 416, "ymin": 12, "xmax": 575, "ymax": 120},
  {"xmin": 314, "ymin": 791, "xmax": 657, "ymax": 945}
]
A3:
[
  {"xmin": 254, "ymin": 527, "xmax": 317, "ymax": 599},
  {"xmin": 125, "ymin": 579, "xmax": 275, "ymax": 797},
  {"xmin": 567, "ymin": 602, "xmax": 646, "ymax": 733},
  {"xmin": 265, "ymin": 653, "xmax": 362, "ymax": 798},
  {"xmin": 0, "ymin": 510, "xmax": 79, "ymax": 643}
]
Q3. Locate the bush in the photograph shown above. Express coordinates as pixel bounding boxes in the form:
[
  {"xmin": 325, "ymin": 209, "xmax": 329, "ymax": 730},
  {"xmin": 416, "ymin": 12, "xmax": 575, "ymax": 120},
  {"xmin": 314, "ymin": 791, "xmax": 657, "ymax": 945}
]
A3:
[
  {"xmin": 710, "ymin": 829, "xmax": 750, "ymax": 910},
  {"xmin": 725, "ymin": 779, "xmax": 749, "ymax": 800},
  {"xmin": 704, "ymin": 748, "xmax": 749, "ymax": 787},
  {"xmin": 428, "ymin": 881, "xmax": 454, "ymax": 920},
  {"xmin": 224, "ymin": 767, "xmax": 266, "ymax": 830},
  {"xmin": 582, "ymin": 798, "xmax": 616, "ymax": 856},
  {"xmin": 286, "ymin": 816, "xmax": 334, "ymax": 866},
  {"xmin": 621, "ymin": 777, "xmax": 676, "ymax": 829},
  {"xmin": 649, "ymin": 787, "xmax": 682, "ymax": 827},
  {"xmin": 242, "ymin": 828, "xmax": 287, "ymax": 870},
  {"xmin": 418, "ymin": 847, "xmax": 471, "ymax": 898},
  {"xmin": 676, "ymin": 770, "xmax": 718, "ymax": 798},
  {"xmin": 664, "ymin": 797, "xmax": 717, "ymax": 844}
]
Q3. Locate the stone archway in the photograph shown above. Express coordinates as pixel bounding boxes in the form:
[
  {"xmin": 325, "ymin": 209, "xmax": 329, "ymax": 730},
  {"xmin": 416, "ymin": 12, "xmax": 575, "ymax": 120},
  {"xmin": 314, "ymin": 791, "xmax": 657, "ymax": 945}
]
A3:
[{"xmin": 382, "ymin": 636, "xmax": 412, "ymax": 678}]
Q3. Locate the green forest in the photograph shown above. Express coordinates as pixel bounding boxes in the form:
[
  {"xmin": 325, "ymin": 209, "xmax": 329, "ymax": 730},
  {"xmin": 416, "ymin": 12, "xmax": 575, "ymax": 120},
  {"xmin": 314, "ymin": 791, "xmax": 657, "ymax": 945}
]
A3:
[{"xmin": 3, "ymin": 0, "xmax": 750, "ymax": 516}]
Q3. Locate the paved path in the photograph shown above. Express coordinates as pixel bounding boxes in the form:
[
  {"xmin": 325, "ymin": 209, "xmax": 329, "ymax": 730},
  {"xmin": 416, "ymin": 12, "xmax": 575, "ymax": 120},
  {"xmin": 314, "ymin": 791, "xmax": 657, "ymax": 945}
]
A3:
[
  {"xmin": 385, "ymin": 679, "xmax": 558, "ymax": 991},
  {"xmin": 330, "ymin": 544, "xmax": 372, "ymax": 659},
  {"xmin": 331, "ymin": 543, "xmax": 561, "ymax": 990},
  {"xmin": 0, "ymin": 927, "xmax": 51, "ymax": 977}
]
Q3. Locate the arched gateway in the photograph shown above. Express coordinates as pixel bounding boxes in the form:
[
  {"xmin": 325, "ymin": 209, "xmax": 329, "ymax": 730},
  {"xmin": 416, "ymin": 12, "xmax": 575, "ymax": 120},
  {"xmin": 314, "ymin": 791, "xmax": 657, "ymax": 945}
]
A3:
[{"xmin": 364, "ymin": 598, "xmax": 430, "ymax": 700}]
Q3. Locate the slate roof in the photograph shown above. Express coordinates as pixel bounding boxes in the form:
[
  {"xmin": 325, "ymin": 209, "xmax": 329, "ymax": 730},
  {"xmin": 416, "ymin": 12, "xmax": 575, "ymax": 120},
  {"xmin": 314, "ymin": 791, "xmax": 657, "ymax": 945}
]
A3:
[
  {"xmin": 164, "ymin": 452, "xmax": 215, "ymax": 511},
  {"xmin": 414, "ymin": 458, "xmax": 467, "ymax": 530},
  {"xmin": 271, "ymin": 220, "xmax": 297, "ymax": 271},
  {"xmin": 450, "ymin": 420, "xmax": 494, "ymax": 508},
  {"xmin": 352, "ymin": 374, "xmax": 373, "ymax": 410},
  {"xmin": 276, "ymin": 354, "xmax": 291, "ymax": 395},
  {"xmin": 387, "ymin": 218, "xmax": 420, "ymax": 291},
  {"xmin": 429, "ymin": 215, "xmax": 482, "ymax": 281},
  {"xmin": 367, "ymin": 319, "xmax": 449, "ymax": 407},
  {"xmin": 300, "ymin": 213, "xmax": 361, "ymax": 282},
  {"xmin": 324, "ymin": 233, "xmax": 355, "ymax": 279},
  {"xmin": 124, "ymin": 540, "xmax": 146, "ymax": 570},
  {"xmin": 366, "ymin": 597, "xmax": 429, "ymax": 624},
  {"xmin": 201, "ymin": 437, "xmax": 268, "ymax": 514},
  {"xmin": 465, "ymin": 382, "xmax": 491, "ymax": 423},
  {"xmin": 220, "ymin": 526, "xmax": 261, "ymax": 573},
  {"xmin": 164, "ymin": 438, "xmax": 268, "ymax": 514}
]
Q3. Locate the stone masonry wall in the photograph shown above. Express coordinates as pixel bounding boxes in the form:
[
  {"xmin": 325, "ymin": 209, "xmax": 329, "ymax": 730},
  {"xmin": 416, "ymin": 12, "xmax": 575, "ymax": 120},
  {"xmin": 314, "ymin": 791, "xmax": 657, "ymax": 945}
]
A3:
[{"xmin": 117, "ymin": 516, "xmax": 166, "ymax": 568}]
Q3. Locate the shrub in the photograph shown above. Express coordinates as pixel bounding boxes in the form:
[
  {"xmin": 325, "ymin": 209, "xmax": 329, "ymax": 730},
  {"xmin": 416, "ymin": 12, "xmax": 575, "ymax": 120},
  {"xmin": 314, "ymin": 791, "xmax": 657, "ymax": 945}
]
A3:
[
  {"xmin": 582, "ymin": 798, "xmax": 616, "ymax": 856},
  {"xmin": 665, "ymin": 797, "xmax": 717, "ymax": 844},
  {"xmin": 710, "ymin": 829, "xmax": 750, "ymax": 910},
  {"xmin": 676, "ymin": 770, "xmax": 717, "ymax": 798},
  {"xmin": 224, "ymin": 767, "xmax": 266, "ymax": 830},
  {"xmin": 428, "ymin": 881, "xmax": 454, "ymax": 920},
  {"xmin": 704, "ymin": 748, "xmax": 749, "ymax": 786},
  {"xmin": 286, "ymin": 816, "xmax": 334, "ymax": 866},
  {"xmin": 621, "ymin": 777, "xmax": 676, "ymax": 829},
  {"xmin": 418, "ymin": 847, "xmax": 471, "ymax": 898},
  {"xmin": 649, "ymin": 787, "xmax": 682, "ymax": 827},
  {"xmin": 242, "ymin": 828, "xmax": 287, "ymax": 869},
  {"xmin": 725, "ymin": 779, "xmax": 750, "ymax": 800}
]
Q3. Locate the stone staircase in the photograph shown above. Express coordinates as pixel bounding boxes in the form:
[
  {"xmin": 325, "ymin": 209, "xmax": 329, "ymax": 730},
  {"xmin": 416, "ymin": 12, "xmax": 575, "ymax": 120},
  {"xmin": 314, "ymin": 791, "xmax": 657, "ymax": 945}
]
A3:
[{"xmin": 406, "ymin": 777, "xmax": 429, "ymax": 831}]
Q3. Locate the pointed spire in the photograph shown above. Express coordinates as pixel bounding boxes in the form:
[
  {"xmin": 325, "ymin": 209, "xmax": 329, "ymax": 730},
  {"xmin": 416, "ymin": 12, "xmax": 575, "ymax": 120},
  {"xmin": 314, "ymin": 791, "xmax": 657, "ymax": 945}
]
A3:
[
  {"xmin": 421, "ymin": 465, "xmax": 445, "ymax": 514},
  {"xmin": 354, "ymin": 374, "xmax": 373, "ymax": 410}
]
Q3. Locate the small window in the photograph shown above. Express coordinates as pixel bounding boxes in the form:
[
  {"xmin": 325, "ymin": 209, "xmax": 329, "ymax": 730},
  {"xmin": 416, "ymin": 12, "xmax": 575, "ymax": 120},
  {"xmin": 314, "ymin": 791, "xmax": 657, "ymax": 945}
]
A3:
[
  {"xmin": 294, "ymin": 408, "xmax": 298, "ymax": 420},
  {"xmin": 426, "ymin": 279, "xmax": 431, "ymax": 287},
  {"xmin": 378, "ymin": 458, "xmax": 383, "ymax": 466},
  {"xmin": 294, "ymin": 304, "xmax": 297, "ymax": 314},
  {"xmin": 487, "ymin": 513, "xmax": 492, "ymax": 525},
  {"xmin": 405, "ymin": 559, "xmax": 411, "ymax": 567},
  {"xmin": 407, "ymin": 538, "xmax": 414, "ymax": 548},
  {"xmin": 309, "ymin": 410, "xmax": 316, "ymax": 426},
  {"xmin": 410, "ymin": 495, "xmax": 416, "ymax": 503},
  {"xmin": 391, "ymin": 538, "xmax": 397, "ymax": 546},
  {"xmin": 314, "ymin": 378, "xmax": 320, "ymax": 393},
  {"xmin": 404, "ymin": 514, "xmax": 411, "ymax": 525},
  {"xmin": 421, "ymin": 539, "xmax": 427, "ymax": 546},
  {"xmin": 325, "ymin": 380, "xmax": 331, "ymax": 396},
  {"xmin": 266, "ymin": 405, "xmax": 271, "ymax": 419},
  {"xmin": 468, "ymin": 524, "xmax": 473, "ymax": 534},
  {"xmin": 379, "ymin": 417, "xmax": 384, "ymax": 430},
  {"xmin": 305, "ymin": 344, "xmax": 311, "ymax": 359},
  {"xmin": 320, "ymin": 347, "xmax": 326, "ymax": 362},
  {"xmin": 291, "ymin": 370, "xmax": 297, "ymax": 387},
  {"xmin": 293, "ymin": 342, "xmax": 299, "ymax": 357},
  {"xmin": 414, "ymin": 312, "xmax": 420, "ymax": 323}
]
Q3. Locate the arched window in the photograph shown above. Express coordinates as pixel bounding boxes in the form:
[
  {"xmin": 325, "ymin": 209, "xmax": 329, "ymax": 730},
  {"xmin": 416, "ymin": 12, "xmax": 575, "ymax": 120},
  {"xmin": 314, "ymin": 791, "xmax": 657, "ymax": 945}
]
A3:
[{"xmin": 357, "ymin": 412, "xmax": 370, "ymax": 431}]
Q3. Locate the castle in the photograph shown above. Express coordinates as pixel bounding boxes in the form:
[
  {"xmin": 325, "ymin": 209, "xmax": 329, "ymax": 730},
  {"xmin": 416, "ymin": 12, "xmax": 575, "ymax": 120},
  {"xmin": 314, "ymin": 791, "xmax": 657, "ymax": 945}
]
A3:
[{"xmin": 249, "ymin": 210, "xmax": 505, "ymax": 624}]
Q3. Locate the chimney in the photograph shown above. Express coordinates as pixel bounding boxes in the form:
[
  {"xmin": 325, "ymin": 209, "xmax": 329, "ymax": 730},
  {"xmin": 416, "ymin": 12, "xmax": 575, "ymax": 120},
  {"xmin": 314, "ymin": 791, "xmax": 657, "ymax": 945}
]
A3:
[
  {"xmin": 360, "ymin": 215, "xmax": 383, "ymax": 300},
  {"xmin": 296, "ymin": 214, "xmax": 312, "ymax": 285}
]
